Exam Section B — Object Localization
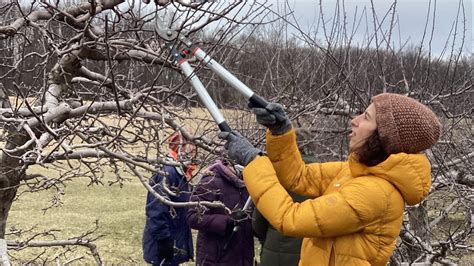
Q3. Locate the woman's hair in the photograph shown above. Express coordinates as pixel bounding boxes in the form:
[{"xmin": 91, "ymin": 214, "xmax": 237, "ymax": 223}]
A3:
[{"xmin": 353, "ymin": 130, "xmax": 389, "ymax": 167}]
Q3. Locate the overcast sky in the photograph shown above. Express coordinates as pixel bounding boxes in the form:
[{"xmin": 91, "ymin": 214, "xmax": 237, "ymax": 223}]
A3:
[{"xmin": 266, "ymin": 0, "xmax": 472, "ymax": 57}]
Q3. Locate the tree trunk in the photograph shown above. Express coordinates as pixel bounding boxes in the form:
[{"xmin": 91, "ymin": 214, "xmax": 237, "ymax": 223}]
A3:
[
  {"xmin": 0, "ymin": 86, "xmax": 30, "ymax": 238},
  {"xmin": 0, "ymin": 50, "xmax": 81, "ymax": 237},
  {"xmin": 0, "ymin": 238, "xmax": 10, "ymax": 265},
  {"xmin": 407, "ymin": 201, "xmax": 430, "ymax": 262}
]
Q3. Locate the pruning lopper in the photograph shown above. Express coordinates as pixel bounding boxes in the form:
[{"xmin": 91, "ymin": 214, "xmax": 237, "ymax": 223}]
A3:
[
  {"xmin": 158, "ymin": 28, "xmax": 277, "ymax": 246},
  {"xmin": 157, "ymin": 28, "xmax": 285, "ymax": 132}
]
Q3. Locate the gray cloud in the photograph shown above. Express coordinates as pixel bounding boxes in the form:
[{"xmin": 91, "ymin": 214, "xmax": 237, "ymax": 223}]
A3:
[{"xmin": 269, "ymin": 0, "xmax": 472, "ymax": 56}]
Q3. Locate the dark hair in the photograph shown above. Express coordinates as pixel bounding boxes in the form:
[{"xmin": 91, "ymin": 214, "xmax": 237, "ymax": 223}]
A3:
[{"xmin": 353, "ymin": 130, "xmax": 389, "ymax": 167}]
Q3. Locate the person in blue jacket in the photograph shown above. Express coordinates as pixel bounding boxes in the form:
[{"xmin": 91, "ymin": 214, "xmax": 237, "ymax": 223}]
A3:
[{"xmin": 143, "ymin": 132, "xmax": 197, "ymax": 266}]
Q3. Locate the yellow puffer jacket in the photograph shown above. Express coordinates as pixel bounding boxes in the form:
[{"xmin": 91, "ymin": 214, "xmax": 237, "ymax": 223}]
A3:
[{"xmin": 243, "ymin": 129, "xmax": 432, "ymax": 266}]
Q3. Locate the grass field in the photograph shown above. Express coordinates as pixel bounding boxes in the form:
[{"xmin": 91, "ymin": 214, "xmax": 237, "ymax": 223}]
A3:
[
  {"xmin": 8, "ymin": 167, "xmax": 151, "ymax": 264},
  {"xmin": 3, "ymin": 105, "xmax": 257, "ymax": 264},
  {"xmin": 7, "ymin": 166, "xmax": 262, "ymax": 265}
]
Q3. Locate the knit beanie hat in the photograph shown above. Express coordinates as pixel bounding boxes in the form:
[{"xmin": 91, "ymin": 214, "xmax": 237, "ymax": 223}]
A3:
[{"xmin": 372, "ymin": 93, "xmax": 441, "ymax": 154}]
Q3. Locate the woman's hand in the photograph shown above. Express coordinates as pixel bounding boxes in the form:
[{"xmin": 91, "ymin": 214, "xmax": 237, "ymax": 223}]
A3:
[
  {"xmin": 251, "ymin": 102, "xmax": 292, "ymax": 135},
  {"xmin": 218, "ymin": 131, "xmax": 262, "ymax": 166}
]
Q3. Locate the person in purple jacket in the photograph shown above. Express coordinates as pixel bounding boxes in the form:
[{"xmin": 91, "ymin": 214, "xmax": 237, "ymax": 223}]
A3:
[{"xmin": 187, "ymin": 159, "xmax": 254, "ymax": 266}]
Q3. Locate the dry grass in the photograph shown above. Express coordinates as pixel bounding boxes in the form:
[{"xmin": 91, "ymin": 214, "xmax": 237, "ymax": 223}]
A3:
[
  {"xmin": 7, "ymin": 165, "xmax": 260, "ymax": 265},
  {"xmin": 8, "ymin": 167, "xmax": 149, "ymax": 264},
  {"xmin": 3, "ymin": 104, "xmax": 255, "ymax": 264}
]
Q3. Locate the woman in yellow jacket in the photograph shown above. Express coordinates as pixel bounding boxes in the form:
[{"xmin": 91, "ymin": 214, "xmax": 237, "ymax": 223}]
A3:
[{"xmin": 219, "ymin": 93, "xmax": 441, "ymax": 266}]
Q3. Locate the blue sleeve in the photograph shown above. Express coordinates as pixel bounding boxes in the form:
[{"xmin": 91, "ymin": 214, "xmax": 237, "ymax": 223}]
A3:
[{"xmin": 144, "ymin": 173, "xmax": 172, "ymax": 240}]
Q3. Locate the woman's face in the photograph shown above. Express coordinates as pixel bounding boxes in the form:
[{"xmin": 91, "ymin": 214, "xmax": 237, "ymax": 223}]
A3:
[
  {"xmin": 179, "ymin": 143, "xmax": 197, "ymax": 161},
  {"xmin": 349, "ymin": 103, "xmax": 377, "ymax": 152}
]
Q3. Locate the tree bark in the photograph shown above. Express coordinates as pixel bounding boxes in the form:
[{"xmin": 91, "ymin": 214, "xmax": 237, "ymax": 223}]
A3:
[
  {"xmin": 0, "ymin": 85, "xmax": 29, "ymax": 238},
  {"xmin": 0, "ymin": 239, "xmax": 10, "ymax": 266},
  {"xmin": 407, "ymin": 201, "xmax": 431, "ymax": 262},
  {"xmin": 0, "ymin": 51, "xmax": 81, "ymax": 237}
]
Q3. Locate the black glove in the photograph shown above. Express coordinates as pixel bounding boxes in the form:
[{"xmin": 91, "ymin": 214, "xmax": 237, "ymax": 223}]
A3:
[
  {"xmin": 252, "ymin": 102, "xmax": 292, "ymax": 135},
  {"xmin": 218, "ymin": 131, "xmax": 262, "ymax": 166},
  {"xmin": 226, "ymin": 209, "xmax": 248, "ymax": 234},
  {"xmin": 157, "ymin": 238, "xmax": 174, "ymax": 260},
  {"xmin": 232, "ymin": 208, "xmax": 247, "ymax": 221}
]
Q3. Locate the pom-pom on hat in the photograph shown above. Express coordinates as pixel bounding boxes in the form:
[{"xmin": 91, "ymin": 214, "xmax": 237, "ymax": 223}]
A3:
[{"xmin": 372, "ymin": 93, "xmax": 441, "ymax": 154}]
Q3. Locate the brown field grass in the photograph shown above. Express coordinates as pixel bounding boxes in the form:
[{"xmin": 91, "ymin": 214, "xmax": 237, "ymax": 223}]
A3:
[
  {"xmin": 4, "ymin": 106, "xmax": 256, "ymax": 264},
  {"xmin": 8, "ymin": 166, "xmax": 150, "ymax": 264},
  {"xmin": 8, "ymin": 165, "xmax": 263, "ymax": 265}
]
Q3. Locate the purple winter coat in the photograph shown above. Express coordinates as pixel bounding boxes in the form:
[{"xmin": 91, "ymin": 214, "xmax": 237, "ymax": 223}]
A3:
[{"xmin": 187, "ymin": 160, "xmax": 254, "ymax": 266}]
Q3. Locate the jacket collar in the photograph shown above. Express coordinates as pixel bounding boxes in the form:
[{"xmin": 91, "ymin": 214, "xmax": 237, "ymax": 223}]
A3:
[
  {"xmin": 204, "ymin": 160, "xmax": 246, "ymax": 188},
  {"xmin": 348, "ymin": 152, "xmax": 432, "ymax": 205}
]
